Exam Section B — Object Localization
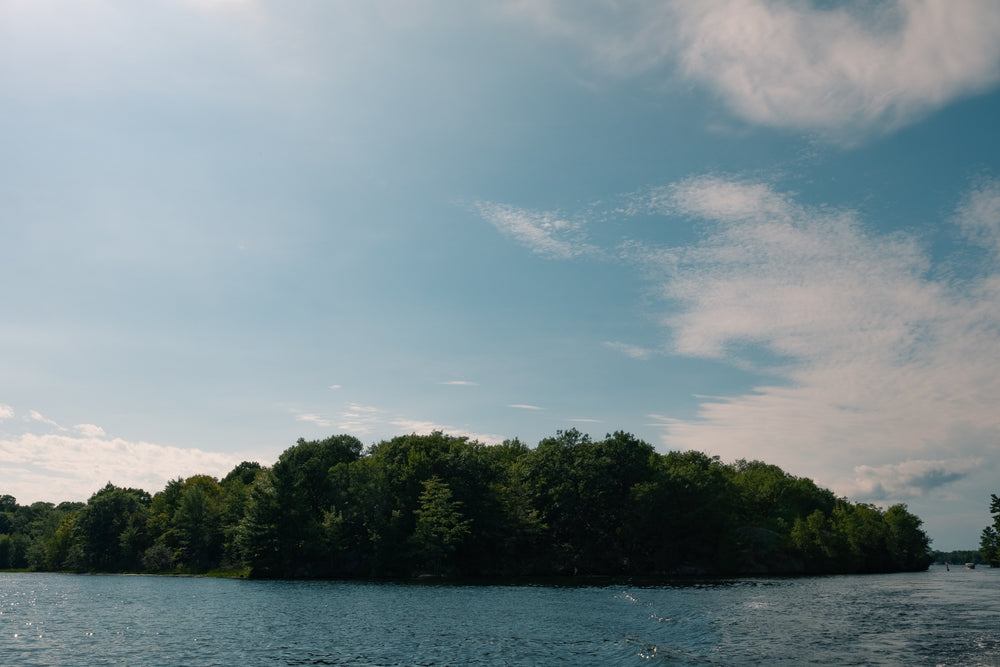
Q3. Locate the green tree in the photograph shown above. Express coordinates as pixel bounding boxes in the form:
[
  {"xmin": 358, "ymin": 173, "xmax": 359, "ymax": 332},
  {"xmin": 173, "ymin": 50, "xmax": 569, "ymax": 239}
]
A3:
[
  {"xmin": 630, "ymin": 450, "xmax": 735, "ymax": 573},
  {"xmin": 345, "ymin": 431, "xmax": 501, "ymax": 577},
  {"xmin": 173, "ymin": 475, "xmax": 224, "ymax": 570},
  {"xmin": 981, "ymin": 494, "xmax": 1000, "ymax": 567},
  {"xmin": 0, "ymin": 534, "xmax": 18, "ymax": 569},
  {"xmin": 981, "ymin": 527, "xmax": 999, "ymax": 567},
  {"xmin": 270, "ymin": 435, "xmax": 363, "ymax": 576},
  {"xmin": 480, "ymin": 439, "xmax": 546, "ymax": 575},
  {"xmin": 831, "ymin": 502, "xmax": 892, "ymax": 573},
  {"xmin": 791, "ymin": 509, "xmax": 844, "ymax": 572},
  {"xmin": 76, "ymin": 484, "xmax": 151, "ymax": 571},
  {"xmin": 883, "ymin": 504, "xmax": 932, "ymax": 571},
  {"xmin": 147, "ymin": 478, "xmax": 185, "ymax": 556},
  {"xmin": 235, "ymin": 470, "xmax": 283, "ymax": 577},
  {"xmin": 411, "ymin": 476, "xmax": 471, "ymax": 575},
  {"xmin": 218, "ymin": 461, "xmax": 263, "ymax": 567},
  {"xmin": 21, "ymin": 502, "xmax": 79, "ymax": 570},
  {"xmin": 0, "ymin": 495, "xmax": 16, "ymax": 512},
  {"xmin": 45, "ymin": 514, "xmax": 85, "ymax": 570}
]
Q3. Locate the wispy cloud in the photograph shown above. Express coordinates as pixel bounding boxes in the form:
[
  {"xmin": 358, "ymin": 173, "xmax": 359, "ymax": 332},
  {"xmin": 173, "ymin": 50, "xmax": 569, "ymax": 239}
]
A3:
[
  {"xmin": 645, "ymin": 413, "xmax": 680, "ymax": 428},
  {"xmin": 440, "ymin": 380, "xmax": 479, "ymax": 386},
  {"xmin": 954, "ymin": 177, "xmax": 1000, "ymax": 257},
  {"xmin": 0, "ymin": 404, "xmax": 13, "ymax": 421},
  {"xmin": 632, "ymin": 174, "xmax": 1000, "ymax": 501},
  {"xmin": 73, "ymin": 423, "xmax": 106, "ymax": 438},
  {"xmin": 508, "ymin": 404, "xmax": 544, "ymax": 410},
  {"xmin": 508, "ymin": 0, "xmax": 1000, "ymax": 140},
  {"xmin": 603, "ymin": 340, "xmax": 654, "ymax": 360},
  {"xmin": 389, "ymin": 418, "xmax": 505, "ymax": 445},
  {"xmin": 333, "ymin": 403, "xmax": 382, "ymax": 434},
  {"xmin": 293, "ymin": 401, "xmax": 506, "ymax": 445},
  {"xmin": 25, "ymin": 410, "xmax": 67, "ymax": 431},
  {"xmin": 473, "ymin": 201, "xmax": 598, "ymax": 259},
  {"xmin": 295, "ymin": 412, "xmax": 334, "ymax": 428},
  {"xmin": 482, "ymin": 171, "xmax": 1000, "ymax": 511}
]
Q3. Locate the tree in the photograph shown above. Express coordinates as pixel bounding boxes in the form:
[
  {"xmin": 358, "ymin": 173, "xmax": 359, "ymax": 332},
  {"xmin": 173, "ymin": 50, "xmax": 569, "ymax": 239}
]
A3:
[
  {"xmin": 981, "ymin": 527, "xmax": 999, "ymax": 567},
  {"xmin": 236, "ymin": 471, "xmax": 283, "ymax": 577},
  {"xmin": 76, "ymin": 484, "xmax": 151, "ymax": 571},
  {"xmin": 270, "ymin": 435, "xmax": 363, "ymax": 576},
  {"xmin": 411, "ymin": 476, "xmax": 471, "ymax": 575},
  {"xmin": 981, "ymin": 494, "xmax": 1000, "ymax": 567},
  {"xmin": 219, "ymin": 462, "xmax": 263, "ymax": 567},
  {"xmin": 791, "ymin": 509, "xmax": 844, "ymax": 572},
  {"xmin": 0, "ymin": 495, "xmax": 16, "ymax": 512},
  {"xmin": 632, "ymin": 450, "xmax": 735, "ymax": 573},
  {"xmin": 348, "ymin": 431, "xmax": 499, "ymax": 577},
  {"xmin": 883, "ymin": 504, "xmax": 932, "ymax": 571},
  {"xmin": 172, "ymin": 476, "xmax": 224, "ymax": 570}
]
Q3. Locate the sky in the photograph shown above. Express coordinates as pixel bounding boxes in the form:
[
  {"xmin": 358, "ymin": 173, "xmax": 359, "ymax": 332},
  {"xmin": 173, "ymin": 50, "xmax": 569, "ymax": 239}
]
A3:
[{"xmin": 2, "ymin": 0, "xmax": 1000, "ymax": 551}]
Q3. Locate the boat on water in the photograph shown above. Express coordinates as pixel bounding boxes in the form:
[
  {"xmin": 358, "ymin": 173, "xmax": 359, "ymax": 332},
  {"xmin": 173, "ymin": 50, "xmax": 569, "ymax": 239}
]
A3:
[{"xmin": 965, "ymin": 562, "xmax": 976, "ymax": 569}]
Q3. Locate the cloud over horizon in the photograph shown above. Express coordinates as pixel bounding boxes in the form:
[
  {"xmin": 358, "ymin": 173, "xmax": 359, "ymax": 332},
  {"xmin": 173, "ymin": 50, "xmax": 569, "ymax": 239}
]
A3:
[
  {"xmin": 849, "ymin": 457, "xmax": 984, "ymax": 500},
  {"xmin": 647, "ymin": 176, "xmax": 1000, "ymax": 501},
  {"xmin": 0, "ymin": 408, "xmax": 247, "ymax": 504},
  {"xmin": 477, "ymin": 173, "xmax": 1000, "ymax": 505}
]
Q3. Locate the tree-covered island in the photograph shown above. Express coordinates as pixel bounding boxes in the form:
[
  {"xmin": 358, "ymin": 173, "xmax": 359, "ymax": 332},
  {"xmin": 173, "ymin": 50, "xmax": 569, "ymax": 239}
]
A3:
[{"xmin": 0, "ymin": 430, "xmax": 933, "ymax": 578}]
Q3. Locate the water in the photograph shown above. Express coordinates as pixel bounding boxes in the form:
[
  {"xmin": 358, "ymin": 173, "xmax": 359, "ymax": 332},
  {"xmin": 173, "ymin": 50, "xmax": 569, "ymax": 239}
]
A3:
[{"xmin": 1, "ymin": 565, "xmax": 998, "ymax": 665}]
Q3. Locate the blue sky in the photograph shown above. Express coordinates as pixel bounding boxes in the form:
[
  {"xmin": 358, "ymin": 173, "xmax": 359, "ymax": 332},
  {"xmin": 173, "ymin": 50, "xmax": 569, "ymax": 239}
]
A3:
[{"xmin": 3, "ymin": 0, "xmax": 1000, "ymax": 550}]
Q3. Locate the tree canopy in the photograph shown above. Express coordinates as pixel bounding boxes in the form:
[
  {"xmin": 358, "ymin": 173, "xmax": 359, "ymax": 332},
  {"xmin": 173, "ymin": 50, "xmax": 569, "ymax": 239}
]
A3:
[{"xmin": 0, "ymin": 430, "xmax": 934, "ymax": 577}]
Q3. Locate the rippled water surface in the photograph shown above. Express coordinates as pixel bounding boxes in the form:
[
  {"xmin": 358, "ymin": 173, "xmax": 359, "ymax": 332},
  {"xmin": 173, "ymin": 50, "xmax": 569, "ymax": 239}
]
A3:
[{"xmin": 1, "ymin": 566, "xmax": 998, "ymax": 665}]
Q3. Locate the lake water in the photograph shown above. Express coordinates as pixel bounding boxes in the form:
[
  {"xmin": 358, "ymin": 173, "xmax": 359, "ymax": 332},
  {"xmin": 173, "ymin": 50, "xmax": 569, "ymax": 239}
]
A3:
[{"xmin": 1, "ymin": 565, "xmax": 998, "ymax": 665}]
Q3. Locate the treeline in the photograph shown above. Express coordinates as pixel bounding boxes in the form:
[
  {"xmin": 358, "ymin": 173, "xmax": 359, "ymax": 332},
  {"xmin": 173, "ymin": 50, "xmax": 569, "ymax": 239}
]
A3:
[
  {"xmin": 0, "ymin": 430, "xmax": 932, "ymax": 578},
  {"xmin": 930, "ymin": 550, "xmax": 986, "ymax": 565}
]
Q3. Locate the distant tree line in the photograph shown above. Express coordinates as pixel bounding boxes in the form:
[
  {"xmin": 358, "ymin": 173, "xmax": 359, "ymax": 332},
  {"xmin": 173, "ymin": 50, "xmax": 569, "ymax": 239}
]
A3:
[
  {"xmin": 980, "ymin": 494, "xmax": 1000, "ymax": 567},
  {"xmin": 929, "ymin": 550, "xmax": 986, "ymax": 565},
  {"xmin": 0, "ymin": 430, "xmax": 933, "ymax": 577}
]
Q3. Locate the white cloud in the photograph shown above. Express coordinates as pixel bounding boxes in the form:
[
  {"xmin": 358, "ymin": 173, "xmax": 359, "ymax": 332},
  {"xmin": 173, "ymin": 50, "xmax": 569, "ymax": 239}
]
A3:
[
  {"xmin": 334, "ymin": 403, "xmax": 382, "ymax": 434},
  {"xmin": 440, "ymin": 380, "xmax": 479, "ymax": 386},
  {"xmin": 675, "ymin": 0, "xmax": 1000, "ymax": 138},
  {"xmin": 635, "ymin": 175, "xmax": 1000, "ymax": 503},
  {"xmin": 25, "ymin": 409, "xmax": 67, "ymax": 431},
  {"xmin": 954, "ymin": 178, "xmax": 1000, "ymax": 257},
  {"xmin": 603, "ymin": 340, "xmax": 654, "ymax": 359},
  {"xmin": 473, "ymin": 201, "xmax": 599, "ymax": 259},
  {"xmin": 328, "ymin": 384, "xmax": 343, "ymax": 390},
  {"xmin": 509, "ymin": 0, "xmax": 1000, "ymax": 140},
  {"xmin": 0, "ymin": 429, "xmax": 246, "ymax": 504},
  {"xmin": 295, "ymin": 412, "xmax": 333, "ymax": 428},
  {"xmin": 73, "ymin": 423, "xmax": 106, "ymax": 438},
  {"xmin": 650, "ymin": 175, "xmax": 931, "ymax": 361},
  {"xmin": 508, "ymin": 404, "xmax": 544, "ymax": 410},
  {"xmin": 0, "ymin": 404, "xmax": 13, "ymax": 421}
]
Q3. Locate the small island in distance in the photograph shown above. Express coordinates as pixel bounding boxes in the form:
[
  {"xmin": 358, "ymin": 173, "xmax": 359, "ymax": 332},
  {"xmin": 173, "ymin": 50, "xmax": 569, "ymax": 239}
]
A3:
[{"xmin": 1, "ymin": 430, "xmax": 936, "ymax": 578}]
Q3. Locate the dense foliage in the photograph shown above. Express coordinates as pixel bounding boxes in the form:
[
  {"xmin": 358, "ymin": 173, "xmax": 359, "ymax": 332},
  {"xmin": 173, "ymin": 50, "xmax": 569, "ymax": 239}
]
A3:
[
  {"xmin": 980, "ymin": 494, "xmax": 1000, "ymax": 567},
  {"xmin": 0, "ymin": 431, "xmax": 933, "ymax": 577}
]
